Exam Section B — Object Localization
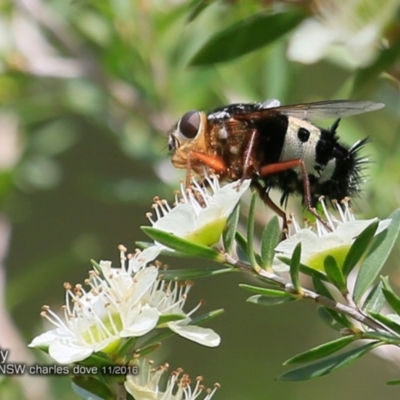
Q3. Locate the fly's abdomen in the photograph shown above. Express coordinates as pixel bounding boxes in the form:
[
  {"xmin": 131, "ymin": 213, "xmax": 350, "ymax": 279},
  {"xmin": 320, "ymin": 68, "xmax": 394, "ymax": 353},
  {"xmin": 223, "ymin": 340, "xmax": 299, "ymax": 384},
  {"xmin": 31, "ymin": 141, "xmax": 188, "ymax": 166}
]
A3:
[{"xmin": 312, "ymin": 134, "xmax": 369, "ymax": 202}]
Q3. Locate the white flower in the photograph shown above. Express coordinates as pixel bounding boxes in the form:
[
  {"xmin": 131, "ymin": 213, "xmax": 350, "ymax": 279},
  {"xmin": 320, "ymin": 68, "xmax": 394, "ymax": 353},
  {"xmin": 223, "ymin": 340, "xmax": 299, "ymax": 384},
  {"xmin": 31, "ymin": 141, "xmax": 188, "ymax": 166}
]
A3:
[
  {"xmin": 124, "ymin": 245, "xmax": 165, "ymax": 273},
  {"xmin": 120, "ymin": 245, "xmax": 220, "ymax": 347},
  {"xmin": 29, "ymin": 251, "xmax": 161, "ymax": 364},
  {"xmin": 287, "ymin": 0, "xmax": 400, "ymax": 68},
  {"xmin": 29, "ymin": 245, "xmax": 221, "ymax": 363},
  {"xmin": 146, "ymin": 176, "xmax": 251, "ymax": 248},
  {"xmin": 125, "ymin": 359, "xmax": 220, "ymax": 400},
  {"xmin": 273, "ymin": 199, "xmax": 391, "ymax": 272},
  {"xmin": 144, "ymin": 276, "xmax": 220, "ymax": 347}
]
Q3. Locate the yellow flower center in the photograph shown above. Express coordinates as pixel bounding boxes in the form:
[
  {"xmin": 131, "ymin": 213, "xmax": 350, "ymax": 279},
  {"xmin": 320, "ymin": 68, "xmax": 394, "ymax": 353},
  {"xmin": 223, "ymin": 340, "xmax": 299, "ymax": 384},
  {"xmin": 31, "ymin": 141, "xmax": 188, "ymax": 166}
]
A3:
[
  {"xmin": 82, "ymin": 313, "xmax": 122, "ymax": 353},
  {"xmin": 185, "ymin": 218, "xmax": 227, "ymax": 246},
  {"xmin": 307, "ymin": 245, "xmax": 350, "ymax": 272}
]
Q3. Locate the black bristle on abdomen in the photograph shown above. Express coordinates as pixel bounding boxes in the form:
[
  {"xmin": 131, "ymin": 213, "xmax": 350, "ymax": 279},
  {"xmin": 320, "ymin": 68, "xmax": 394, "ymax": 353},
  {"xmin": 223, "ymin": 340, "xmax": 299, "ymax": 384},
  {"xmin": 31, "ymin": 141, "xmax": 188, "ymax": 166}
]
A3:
[
  {"xmin": 312, "ymin": 136, "xmax": 370, "ymax": 205},
  {"xmin": 348, "ymin": 137, "xmax": 371, "ymax": 192}
]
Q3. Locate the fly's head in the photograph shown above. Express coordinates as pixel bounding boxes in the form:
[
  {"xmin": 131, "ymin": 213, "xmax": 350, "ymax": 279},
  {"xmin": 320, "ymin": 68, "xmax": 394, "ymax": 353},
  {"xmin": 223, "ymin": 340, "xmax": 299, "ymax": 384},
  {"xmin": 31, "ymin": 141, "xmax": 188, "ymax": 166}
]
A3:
[{"xmin": 168, "ymin": 110, "xmax": 209, "ymax": 169}]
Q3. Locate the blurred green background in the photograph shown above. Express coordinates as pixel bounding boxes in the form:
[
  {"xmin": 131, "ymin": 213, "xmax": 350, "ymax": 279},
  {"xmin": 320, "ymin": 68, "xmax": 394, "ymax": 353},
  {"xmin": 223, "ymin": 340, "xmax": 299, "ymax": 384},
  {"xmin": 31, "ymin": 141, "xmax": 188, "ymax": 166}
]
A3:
[{"xmin": 1, "ymin": 0, "xmax": 400, "ymax": 399}]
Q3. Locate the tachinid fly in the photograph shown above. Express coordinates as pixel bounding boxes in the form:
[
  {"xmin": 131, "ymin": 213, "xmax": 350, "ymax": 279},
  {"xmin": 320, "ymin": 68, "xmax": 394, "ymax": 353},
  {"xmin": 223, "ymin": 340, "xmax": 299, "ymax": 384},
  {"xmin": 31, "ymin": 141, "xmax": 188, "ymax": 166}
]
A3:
[{"xmin": 167, "ymin": 99, "xmax": 384, "ymax": 225}]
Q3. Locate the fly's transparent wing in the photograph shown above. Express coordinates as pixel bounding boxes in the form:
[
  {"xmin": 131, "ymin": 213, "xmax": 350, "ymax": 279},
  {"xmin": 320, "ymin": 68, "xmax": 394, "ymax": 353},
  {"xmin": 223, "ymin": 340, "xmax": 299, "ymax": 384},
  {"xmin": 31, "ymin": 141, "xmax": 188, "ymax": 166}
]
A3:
[
  {"xmin": 235, "ymin": 100, "xmax": 384, "ymax": 121},
  {"xmin": 275, "ymin": 100, "xmax": 384, "ymax": 120}
]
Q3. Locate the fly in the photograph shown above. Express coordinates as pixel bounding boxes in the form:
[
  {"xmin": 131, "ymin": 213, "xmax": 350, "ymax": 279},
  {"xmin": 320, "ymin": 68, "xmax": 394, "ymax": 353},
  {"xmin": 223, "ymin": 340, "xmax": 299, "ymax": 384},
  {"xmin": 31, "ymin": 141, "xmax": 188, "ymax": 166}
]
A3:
[{"xmin": 168, "ymin": 99, "xmax": 384, "ymax": 227}]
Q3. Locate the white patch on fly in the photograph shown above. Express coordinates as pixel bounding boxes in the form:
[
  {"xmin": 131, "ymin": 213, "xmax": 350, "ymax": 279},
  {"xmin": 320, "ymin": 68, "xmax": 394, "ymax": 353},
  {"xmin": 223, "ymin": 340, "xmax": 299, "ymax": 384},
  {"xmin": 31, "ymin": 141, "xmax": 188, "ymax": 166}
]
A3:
[
  {"xmin": 208, "ymin": 110, "xmax": 230, "ymax": 120},
  {"xmin": 230, "ymin": 145, "xmax": 240, "ymax": 155},
  {"xmin": 318, "ymin": 159, "xmax": 336, "ymax": 183},
  {"xmin": 218, "ymin": 126, "xmax": 228, "ymax": 139},
  {"xmin": 279, "ymin": 117, "xmax": 321, "ymax": 178},
  {"xmin": 262, "ymin": 99, "xmax": 281, "ymax": 108}
]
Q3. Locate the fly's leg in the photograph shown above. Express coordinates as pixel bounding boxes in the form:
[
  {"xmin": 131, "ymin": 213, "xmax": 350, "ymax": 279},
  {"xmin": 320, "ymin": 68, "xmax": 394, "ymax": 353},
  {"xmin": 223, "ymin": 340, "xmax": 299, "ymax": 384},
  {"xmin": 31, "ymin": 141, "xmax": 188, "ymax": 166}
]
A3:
[
  {"xmin": 186, "ymin": 151, "xmax": 228, "ymax": 187},
  {"xmin": 241, "ymin": 128, "xmax": 259, "ymax": 179},
  {"xmin": 251, "ymin": 180, "xmax": 289, "ymax": 234},
  {"xmin": 259, "ymin": 159, "xmax": 331, "ymax": 231},
  {"xmin": 241, "ymin": 130, "xmax": 293, "ymax": 233}
]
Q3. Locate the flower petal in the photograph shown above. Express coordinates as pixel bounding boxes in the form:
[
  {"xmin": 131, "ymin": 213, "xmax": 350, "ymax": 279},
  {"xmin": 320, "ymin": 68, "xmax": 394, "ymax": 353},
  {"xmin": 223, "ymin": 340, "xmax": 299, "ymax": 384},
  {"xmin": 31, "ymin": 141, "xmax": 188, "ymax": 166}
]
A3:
[
  {"xmin": 49, "ymin": 340, "xmax": 94, "ymax": 364},
  {"xmin": 121, "ymin": 307, "xmax": 159, "ymax": 337},
  {"xmin": 168, "ymin": 323, "xmax": 221, "ymax": 347},
  {"xmin": 287, "ymin": 19, "xmax": 338, "ymax": 63},
  {"xmin": 335, "ymin": 219, "xmax": 378, "ymax": 242},
  {"xmin": 28, "ymin": 329, "xmax": 67, "ymax": 348},
  {"xmin": 128, "ymin": 246, "xmax": 162, "ymax": 273},
  {"xmin": 386, "ymin": 314, "xmax": 400, "ymax": 325},
  {"xmin": 196, "ymin": 179, "xmax": 251, "ymax": 227},
  {"xmin": 129, "ymin": 266, "xmax": 159, "ymax": 304},
  {"xmin": 153, "ymin": 203, "xmax": 196, "ymax": 237},
  {"xmin": 125, "ymin": 380, "xmax": 157, "ymax": 400}
]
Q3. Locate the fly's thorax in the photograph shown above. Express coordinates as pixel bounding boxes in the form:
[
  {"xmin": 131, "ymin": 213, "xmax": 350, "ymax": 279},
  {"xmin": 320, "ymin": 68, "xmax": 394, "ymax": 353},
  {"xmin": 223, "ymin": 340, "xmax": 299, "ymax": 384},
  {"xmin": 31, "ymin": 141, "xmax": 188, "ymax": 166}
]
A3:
[
  {"xmin": 169, "ymin": 111, "xmax": 210, "ymax": 169},
  {"xmin": 211, "ymin": 118, "xmax": 253, "ymax": 180}
]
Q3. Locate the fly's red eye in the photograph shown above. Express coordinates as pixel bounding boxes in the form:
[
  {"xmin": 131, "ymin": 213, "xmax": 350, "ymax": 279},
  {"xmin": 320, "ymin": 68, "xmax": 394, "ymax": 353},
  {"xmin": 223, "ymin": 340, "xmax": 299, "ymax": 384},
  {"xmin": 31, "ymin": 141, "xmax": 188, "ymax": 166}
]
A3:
[{"xmin": 178, "ymin": 110, "xmax": 200, "ymax": 139}]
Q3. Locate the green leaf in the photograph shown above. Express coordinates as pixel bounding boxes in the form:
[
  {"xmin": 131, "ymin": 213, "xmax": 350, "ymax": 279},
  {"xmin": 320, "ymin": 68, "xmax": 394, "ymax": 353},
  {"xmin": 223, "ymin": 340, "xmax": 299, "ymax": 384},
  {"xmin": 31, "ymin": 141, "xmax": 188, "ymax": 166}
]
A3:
[
  {"xmin": 387, "ymin": 380, "xmax": 400, "ymax": 385},
  {"xmin": 247, "ymin": 294, "xmax": 295, "ymax": 306},
  {"xmin": 255, "ymin": 251, "xmax": 264, "ymax": 268},
  {"xmin": 368, "ymin": 311, "xmax": 400, "ymax": 335},
  {"xmin": 354, "ymin": 210, "xmax": 400, "ymax": 303},
  {"xmin": 183, "ymin": 308, "xmax": 225, "ymax": 325},
  {"xmin": 362, "ymin": 282, "xmax": 386, "ymax": 312},
  {"xmin": 116, "ymin": 337, "xmax": 136, "ymax": 359},
  {"xmin": 136, "ymin": 241, "xmax": 215, "ymax": 259},
  {"xmin": 79, "ymin": 353, "xmax": 115, "ymax": 368},
  {"xmin": 278, "ymin": 341, "xmax": 380, "ymax": 381},
  {"xmin": 362, "ymin": 331, "xmax": 400, "ymax": 345},
  {"xmin": 158, "ymin": 267, "xmax": 234, "ymax": 280},
  {"xmin": 260, "ymin": 216, "xmax": 280, "ymax": 270},
  {"xmin": 133, "ymin": 343, "xmax": 161, "ymax": 357},
  {"xmin": 353, "ymin": 34, "xmax": 400, "ymax": 91},
  {"xmin": 362, "ymin": 281, "xmax": 386, "ymax": 313},
  {"xmin": 246, "ymin": 193, "xmax": 259, "ymax": 271},
  {"xmin": 317, "ymin": 307, "xmax": 345, "ymax": 332},
  {"xmin": 186, "ymin": 0, "xmax": 215, "ymax": 22},
  {"xmin": 157, "ymin": 314, "xmax": 185, "ymax": 326},
  {"xmin": 312, "ymin": 276, "xmax": 334, "ymax": 300},
  {"xmin": 279, "ymin": 257, "xmax": 329, "ymax": 283},
  {"xmin": 289, "ymin": 242, "xmax": 302, "ymax": 293},
  {"xmin": 381, "ymin": 277, "xmax": 400, "ymax": 315},
  {"xmin": 138, "ymin": 328, "xmax": 172, "ymax": 350},
  {"xmin": 90, "ymin": 259, "xmax": 103, "ymax": 277},
  {"xmin": 321, "ymin": 307, "xmax": 353, "ymax": 330},
  {"xmin": 276, "ymin": 255, "xmax": 291, "ymax": 267},
  {"xmin": 190, "ymin": 11, "xmax": 306, "ymax": 65},
  {"xmin": 72, "ymin": 377, "xmax": 113, "ymax": 400},
  {"xmin": 284, "ymin": 336, "xmax": 357, "ymax": 365},
  {"xmin": 324, "ymin": 255, "xmax": 347, "ymax": 293},
  {"xmin": 235, "ymin": 231, "xmax": 249, "ymax": 263},
  {"xmin": 239, "ymin": 284, "xmax": 292, "ymax": 298},
  {"xmin": 312, "ymin": 278, "xmax": 353, "ymax": 329},
  {"xmin": 136, "ymin": 241, "xmax": 193, "ymax": 257},
  {"xmin": 141, "ymin": 226, "xmax": 223, "ymax": 261},
  {"xmin": 300, "ymin": 263, "xmax": 330, "ymax": 283},
  {"xmin": 342, "ymin": 221, "xmax": 378, "ymax": 277},
  {"xmin": 223, "ymin": 203, "xmax": 240, "ymax": 253},
  {"xmin": 136, "ymin": 241, "xmax": 156, "ymax": 249}
]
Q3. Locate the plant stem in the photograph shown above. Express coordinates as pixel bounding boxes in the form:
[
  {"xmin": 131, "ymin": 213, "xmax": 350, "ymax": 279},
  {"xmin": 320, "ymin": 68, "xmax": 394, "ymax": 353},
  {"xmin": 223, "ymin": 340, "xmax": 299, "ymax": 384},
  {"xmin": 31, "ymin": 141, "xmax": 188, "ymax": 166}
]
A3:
[{"xmin": 224, "ymin": 253, "xmax": 393, "ymax": 334}]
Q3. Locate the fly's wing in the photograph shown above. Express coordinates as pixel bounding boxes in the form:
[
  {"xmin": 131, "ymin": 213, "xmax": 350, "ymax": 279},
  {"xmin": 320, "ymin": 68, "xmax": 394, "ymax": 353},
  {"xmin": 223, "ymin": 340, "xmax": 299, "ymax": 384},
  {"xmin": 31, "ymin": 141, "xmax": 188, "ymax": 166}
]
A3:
[{"xmin": 233, "ymin": 100, "xmax": 385, "ymax": 121}]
